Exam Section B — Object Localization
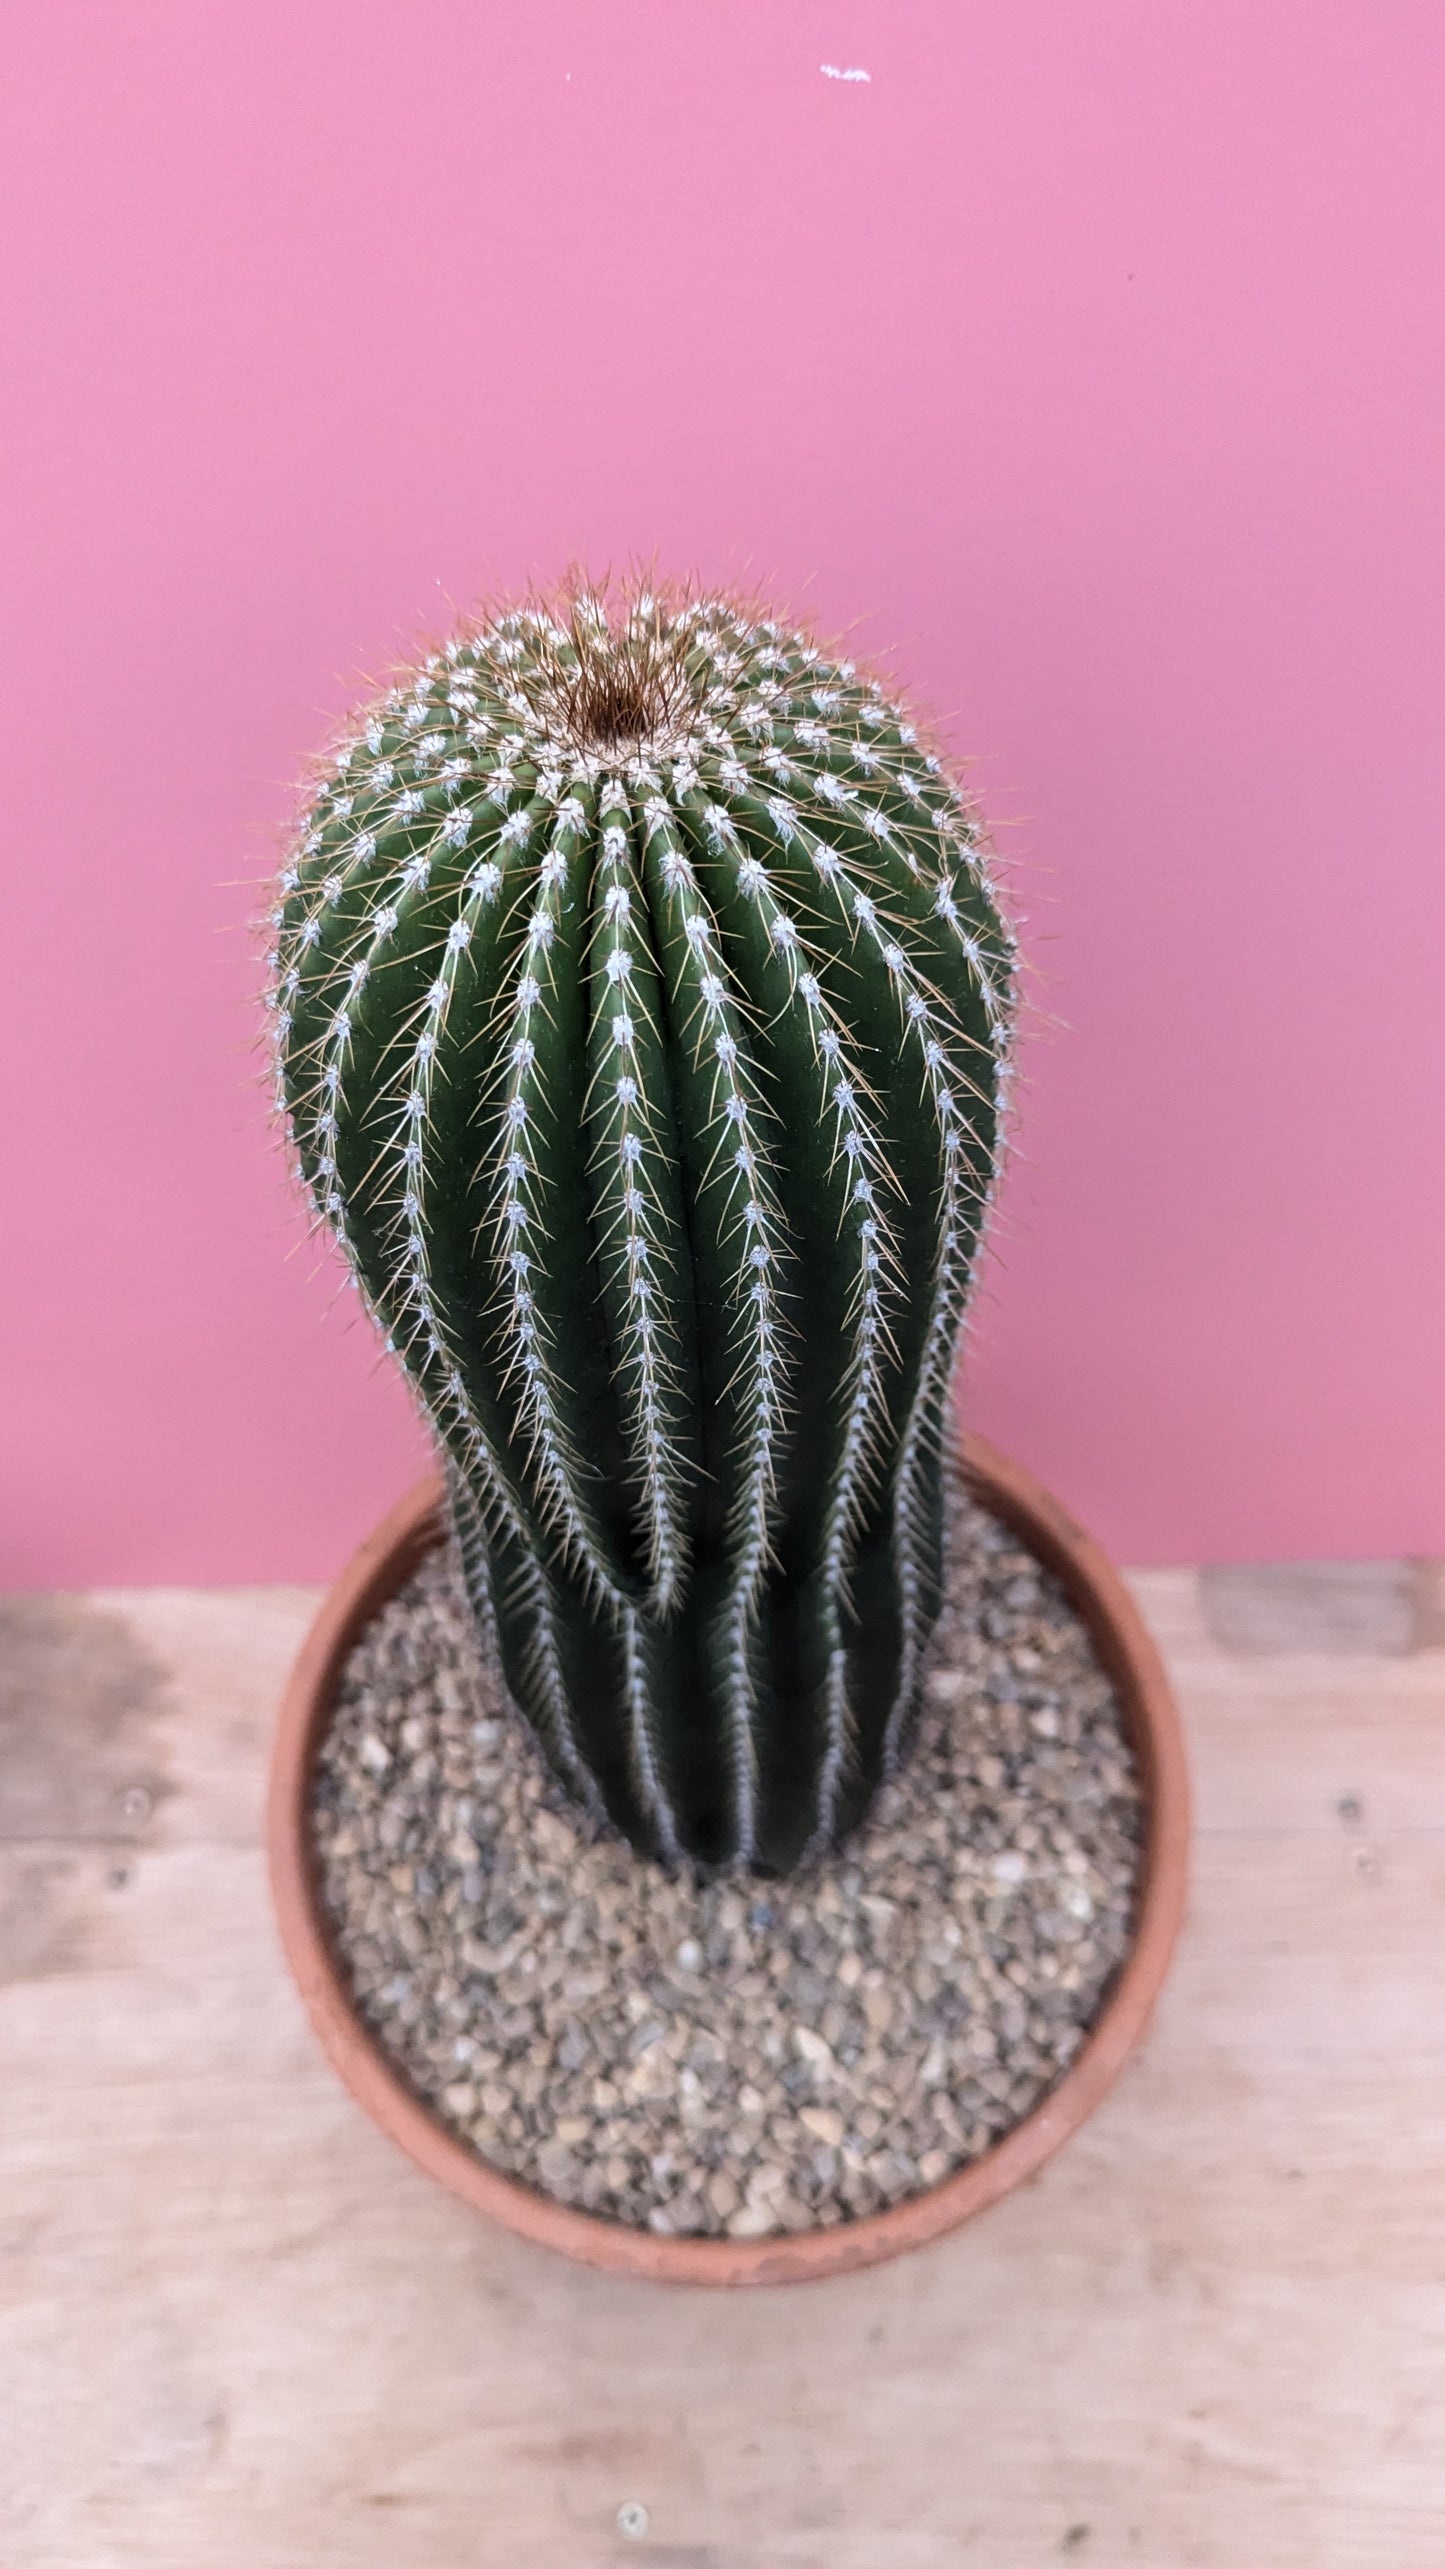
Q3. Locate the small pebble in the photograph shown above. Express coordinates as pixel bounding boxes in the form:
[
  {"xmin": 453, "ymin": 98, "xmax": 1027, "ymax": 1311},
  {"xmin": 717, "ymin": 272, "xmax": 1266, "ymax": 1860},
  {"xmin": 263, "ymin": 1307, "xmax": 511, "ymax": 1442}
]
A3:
[
  {"xmin": 311, "ymin": 1471, "xmax": 1143, "ymax": 2241},
  {"xmin": 792, "ymin": 2025, "xmax": 836, "ymax": 2074},
  {"xmin": 799, "ymin": 2106, "xmax": 846, "ymax": 2148}
]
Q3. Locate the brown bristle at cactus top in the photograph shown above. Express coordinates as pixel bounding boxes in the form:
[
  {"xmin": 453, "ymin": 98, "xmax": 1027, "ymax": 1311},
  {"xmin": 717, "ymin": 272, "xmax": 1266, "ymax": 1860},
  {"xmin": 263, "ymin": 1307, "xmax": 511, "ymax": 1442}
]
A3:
[
  {"xmin": 532, "ymin": 591, "xmax": 699, "ymax": 753},
  {"xmin": 269, "ymin": 571, "xmax": 1016, "ymax": 1874}
]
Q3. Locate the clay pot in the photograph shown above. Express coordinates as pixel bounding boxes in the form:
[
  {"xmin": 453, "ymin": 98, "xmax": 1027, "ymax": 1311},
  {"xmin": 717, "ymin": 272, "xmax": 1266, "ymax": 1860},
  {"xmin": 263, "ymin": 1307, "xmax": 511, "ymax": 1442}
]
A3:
[{"xmin": 268, "ymin": 1433, "xmax": 1188, "ymax": 2285}]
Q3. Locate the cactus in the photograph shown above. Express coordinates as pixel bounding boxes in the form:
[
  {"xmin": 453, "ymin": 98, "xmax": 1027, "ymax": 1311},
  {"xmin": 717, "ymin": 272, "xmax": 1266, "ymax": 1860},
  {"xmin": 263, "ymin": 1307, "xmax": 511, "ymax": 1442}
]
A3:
[{"xmin": 271, "ymin": 579, "xmax": 1014, "ymax": 1875}]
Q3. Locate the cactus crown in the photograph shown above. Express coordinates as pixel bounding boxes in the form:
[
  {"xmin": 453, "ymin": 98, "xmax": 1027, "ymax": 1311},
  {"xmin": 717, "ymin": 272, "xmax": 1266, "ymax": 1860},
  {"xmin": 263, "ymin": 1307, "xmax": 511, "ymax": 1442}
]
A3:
[{"xmin": 271, "ymin": 576, "xmax": 1015, "ymax": 1875}]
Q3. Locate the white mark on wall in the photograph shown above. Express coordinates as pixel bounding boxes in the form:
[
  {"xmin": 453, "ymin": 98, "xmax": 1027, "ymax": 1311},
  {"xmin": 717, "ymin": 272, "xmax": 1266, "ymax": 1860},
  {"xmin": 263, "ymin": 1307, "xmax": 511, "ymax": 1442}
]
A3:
[{"xmin": 821, "ymin": 63, "xmax": 871, "ymax": 82}]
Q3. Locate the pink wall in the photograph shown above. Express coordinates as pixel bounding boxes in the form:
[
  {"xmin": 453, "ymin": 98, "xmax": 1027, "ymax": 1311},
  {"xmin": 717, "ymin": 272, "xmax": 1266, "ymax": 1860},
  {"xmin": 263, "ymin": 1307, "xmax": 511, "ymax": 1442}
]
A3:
[{"xmin": 4, "ymin": 2, "xmax": 1442, "ymax": 1585}]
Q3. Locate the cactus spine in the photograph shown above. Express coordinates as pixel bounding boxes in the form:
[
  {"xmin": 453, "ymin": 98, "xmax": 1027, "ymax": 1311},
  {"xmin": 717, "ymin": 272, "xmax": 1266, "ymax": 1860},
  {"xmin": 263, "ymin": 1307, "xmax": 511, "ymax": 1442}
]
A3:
[{"xmin": 272, "ymin": 581, "xmax": 1014, "ymax": 1874}]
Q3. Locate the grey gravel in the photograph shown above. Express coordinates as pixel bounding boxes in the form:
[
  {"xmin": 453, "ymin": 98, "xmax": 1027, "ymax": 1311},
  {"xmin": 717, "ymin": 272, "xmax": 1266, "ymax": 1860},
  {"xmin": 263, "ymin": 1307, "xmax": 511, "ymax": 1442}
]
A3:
[{"xmin": 311, "ymin": 1476, "xmax": 1143, "ymax": 2238}]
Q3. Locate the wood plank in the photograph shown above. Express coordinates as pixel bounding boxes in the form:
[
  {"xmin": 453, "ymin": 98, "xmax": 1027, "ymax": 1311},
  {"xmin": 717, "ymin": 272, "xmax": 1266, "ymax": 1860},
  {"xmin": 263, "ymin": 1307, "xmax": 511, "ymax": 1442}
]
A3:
[
  {"xmin": 3, "ymin": 1568, "xmax": 1444, "ymax": 2567},
  {"xmin": 1198, "ymin": 1559, "xmax": 1422, "ymax": 1656}
]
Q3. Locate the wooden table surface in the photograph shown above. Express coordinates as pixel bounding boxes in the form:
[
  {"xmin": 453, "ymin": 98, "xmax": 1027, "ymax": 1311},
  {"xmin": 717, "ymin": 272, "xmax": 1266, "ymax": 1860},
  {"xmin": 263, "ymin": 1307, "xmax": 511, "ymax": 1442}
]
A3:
[{"xmin": 3, "ymin": 1555, "xmax": 1443, "ymax": 2568}]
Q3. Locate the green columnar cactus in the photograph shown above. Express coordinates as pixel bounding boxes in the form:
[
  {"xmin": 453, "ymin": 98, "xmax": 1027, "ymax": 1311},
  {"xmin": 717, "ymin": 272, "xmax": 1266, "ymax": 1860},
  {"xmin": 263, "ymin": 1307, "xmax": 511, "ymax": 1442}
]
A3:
[{"xmin": 271, "ymin": 581, "xmax": 1014, "ymax": 1874}]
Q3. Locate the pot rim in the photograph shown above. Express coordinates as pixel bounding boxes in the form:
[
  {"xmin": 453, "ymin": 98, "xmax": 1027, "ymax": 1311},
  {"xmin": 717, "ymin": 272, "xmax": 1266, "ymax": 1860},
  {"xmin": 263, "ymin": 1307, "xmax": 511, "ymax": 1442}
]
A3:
[{"xmin": 267, "ymin": 1431, "xmax": 1189, "ymax": 2286}]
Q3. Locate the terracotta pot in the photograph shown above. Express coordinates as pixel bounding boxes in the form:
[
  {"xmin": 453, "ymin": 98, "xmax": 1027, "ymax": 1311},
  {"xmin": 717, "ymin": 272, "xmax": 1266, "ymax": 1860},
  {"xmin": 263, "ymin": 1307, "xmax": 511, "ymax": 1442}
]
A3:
[{"xmin": 268, "ymin": 1433, "xmax": 1189, "ymax": 2285}]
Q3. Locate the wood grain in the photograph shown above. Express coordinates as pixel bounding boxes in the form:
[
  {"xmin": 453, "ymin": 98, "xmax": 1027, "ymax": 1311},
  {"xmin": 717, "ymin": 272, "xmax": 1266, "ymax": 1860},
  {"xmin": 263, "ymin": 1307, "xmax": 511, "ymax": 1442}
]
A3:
[{"xmin": 3, "ymin": 1564, "xmax": 1443, "ymax": 2567}]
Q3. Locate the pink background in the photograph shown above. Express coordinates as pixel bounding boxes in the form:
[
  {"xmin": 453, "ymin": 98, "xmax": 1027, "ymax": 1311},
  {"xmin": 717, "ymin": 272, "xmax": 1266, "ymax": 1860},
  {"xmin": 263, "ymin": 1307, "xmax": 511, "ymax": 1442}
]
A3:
[{"xmin": 3, "ymin": 2, "xmax": 1442, "ymax": 1585}]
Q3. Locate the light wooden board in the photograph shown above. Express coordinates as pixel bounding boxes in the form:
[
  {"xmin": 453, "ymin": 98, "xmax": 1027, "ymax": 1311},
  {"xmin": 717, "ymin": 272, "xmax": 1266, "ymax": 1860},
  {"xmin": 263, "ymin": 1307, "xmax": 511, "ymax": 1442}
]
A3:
[{"xmin": 3, "ymin": 1559, "xmax": 1444, "ymax": 2569}]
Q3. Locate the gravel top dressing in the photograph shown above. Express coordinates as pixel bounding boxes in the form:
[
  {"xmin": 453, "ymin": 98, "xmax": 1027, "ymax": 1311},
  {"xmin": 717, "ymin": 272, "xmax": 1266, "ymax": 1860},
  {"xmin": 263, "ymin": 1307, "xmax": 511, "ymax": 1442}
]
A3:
[{"xmin": 312, "ymin": 1479, "xmax": 1144, "ymax": 2240}]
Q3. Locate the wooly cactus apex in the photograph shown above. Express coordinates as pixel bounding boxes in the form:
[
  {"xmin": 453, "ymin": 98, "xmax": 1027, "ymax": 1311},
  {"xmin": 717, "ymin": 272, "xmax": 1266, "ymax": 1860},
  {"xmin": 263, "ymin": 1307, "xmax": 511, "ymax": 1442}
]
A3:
[{"xmin": 271, "ymin": 579, "xmax": 1015, "ymax": 1875}]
